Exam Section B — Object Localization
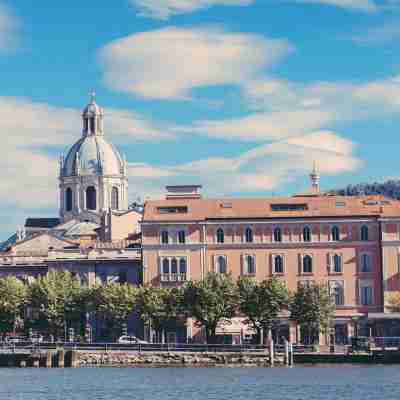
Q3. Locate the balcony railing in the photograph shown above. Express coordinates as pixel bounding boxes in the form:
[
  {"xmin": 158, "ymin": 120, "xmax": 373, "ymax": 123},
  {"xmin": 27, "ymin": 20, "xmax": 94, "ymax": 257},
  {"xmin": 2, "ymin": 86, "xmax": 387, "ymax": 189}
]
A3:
[{"xmin": 161, "ymin": 273, "xmax": 187, "ymax": 282}]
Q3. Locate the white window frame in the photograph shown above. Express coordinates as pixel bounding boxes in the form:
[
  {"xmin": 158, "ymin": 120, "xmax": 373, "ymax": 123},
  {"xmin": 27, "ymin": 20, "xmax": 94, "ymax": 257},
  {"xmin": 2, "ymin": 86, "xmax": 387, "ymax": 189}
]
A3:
[
  {"xmin": 214, "ymin": 254, "xmax": 228, "ymax": 274},
  {"xmin": 242, "ymin": 254, "xmax": 256, "ymax": 276},
  {"xmin": 272, "ymin": 254, "xmax": 285, "ymax": 275},
  {"xmin": 328, "ymin": 253, "xmax": 343, "ymax": 275}
]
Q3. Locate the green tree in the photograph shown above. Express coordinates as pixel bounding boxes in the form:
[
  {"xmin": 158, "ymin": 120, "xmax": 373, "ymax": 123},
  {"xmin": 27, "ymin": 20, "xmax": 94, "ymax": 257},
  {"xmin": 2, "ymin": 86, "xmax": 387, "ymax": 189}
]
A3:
[
  {"xmin": 28, "ymin": 270, "xmax": 83, "ymax": 340},
  {"xmin": 387, "ymin": 291, "xmax": 400, "ymax": 312},
  {"xmin": 0, "ymin": 276, "xmax": 27, "ymax": 337},
  {"xmin": 238, "ymin": 277, "xmax": 289, "ymax": 344},
  {"xmin": 93, "ymin": 283, "xmax": 138, "ymax": 340},
  {"xmin": 136, "ymin": 286, "xmax": 184, "ymax": 343},
  {"xmin": 289, "ymin": 283, "xmax": 335, "ymax": 345},
  {"xmin": 183, "ymin": 273, "xmax": 239, "ymax": 343}
]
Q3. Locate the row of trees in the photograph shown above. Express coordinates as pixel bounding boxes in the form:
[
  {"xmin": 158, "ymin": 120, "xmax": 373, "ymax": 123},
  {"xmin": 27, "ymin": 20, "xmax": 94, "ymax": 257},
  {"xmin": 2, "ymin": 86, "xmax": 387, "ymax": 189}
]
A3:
[{"xmin": 0, "ymin": 271, "xmax": 335, "ymax": 343}]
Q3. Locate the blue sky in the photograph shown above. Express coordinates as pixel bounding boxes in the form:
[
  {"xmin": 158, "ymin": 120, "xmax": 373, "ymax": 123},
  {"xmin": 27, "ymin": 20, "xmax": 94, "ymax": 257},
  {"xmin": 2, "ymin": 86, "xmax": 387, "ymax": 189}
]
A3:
[{"xmin": 1, "ymin": 0, "xmax": 400, "ymax": 240}]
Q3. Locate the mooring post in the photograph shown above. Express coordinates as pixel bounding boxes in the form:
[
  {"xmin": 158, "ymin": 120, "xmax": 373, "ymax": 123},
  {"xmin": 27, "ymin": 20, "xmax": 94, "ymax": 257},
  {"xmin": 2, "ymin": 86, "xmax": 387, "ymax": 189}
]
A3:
[
  {"xmin": 284, "ymin": 340, "xmax": 289, "ymax": 366},
  {"xmin": 269, "ymin": 339, "xmax": 274, "ymax": 367},
  {"xmin": 289, "ymin": 343, "xmax": 294, "ymax": 366}
]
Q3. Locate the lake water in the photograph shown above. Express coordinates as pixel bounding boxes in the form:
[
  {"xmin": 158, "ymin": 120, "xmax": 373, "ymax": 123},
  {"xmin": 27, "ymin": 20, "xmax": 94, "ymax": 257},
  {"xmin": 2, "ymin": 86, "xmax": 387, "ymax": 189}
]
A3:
[{"xmin": 1, "ymin": 366, "xmax": 400, "ymax": 400}]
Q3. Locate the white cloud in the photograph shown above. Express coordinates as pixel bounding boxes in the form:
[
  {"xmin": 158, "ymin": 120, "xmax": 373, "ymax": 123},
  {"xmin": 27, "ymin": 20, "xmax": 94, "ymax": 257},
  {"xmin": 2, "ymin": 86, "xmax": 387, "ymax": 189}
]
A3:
[
  {"xmin": 0, "ymin": 3, "xmax": 19, "ymax": 51},
  {"xmin": 99, "ymin": 27, "xmax": 293, "ymax": 100},
  {"xmin": 127, "ymin": 130, "xmax": 361, "ymax": 200},
  {"xmin": 130, "ymin": 0, "xmax": 253, "ymax": 19},
  {"xmin": 291, "ymin": 0, "xmax": 377, "ymax": 12}
]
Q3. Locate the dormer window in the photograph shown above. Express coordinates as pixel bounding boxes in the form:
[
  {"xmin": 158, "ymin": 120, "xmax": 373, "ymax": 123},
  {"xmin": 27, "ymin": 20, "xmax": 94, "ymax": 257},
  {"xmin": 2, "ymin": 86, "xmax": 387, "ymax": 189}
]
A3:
[
  {"xmin": 245, "ymin": 227, "xmax": 253, "ymax": 243},
  {"xmin": 331, "ymin": 226, "xmax": 340, "ymax": 241},
  {"xmin": 274, "ymin": 227, "xmax": 282, "ymax": 243},
  {"xmin": 216, "ymin": 228, "xmax": 225, "ymax": 244},
  {"xmin": 161, "ymin": 231, "xmax": 169, "ymax": 245}
]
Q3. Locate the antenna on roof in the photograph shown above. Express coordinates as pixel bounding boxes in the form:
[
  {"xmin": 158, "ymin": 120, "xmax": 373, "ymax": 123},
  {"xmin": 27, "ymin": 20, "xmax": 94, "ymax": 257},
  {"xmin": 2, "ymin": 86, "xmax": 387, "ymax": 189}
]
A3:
[{"xmin": 310, "ymin": 160, "xmax": 320, "ymax": 194}]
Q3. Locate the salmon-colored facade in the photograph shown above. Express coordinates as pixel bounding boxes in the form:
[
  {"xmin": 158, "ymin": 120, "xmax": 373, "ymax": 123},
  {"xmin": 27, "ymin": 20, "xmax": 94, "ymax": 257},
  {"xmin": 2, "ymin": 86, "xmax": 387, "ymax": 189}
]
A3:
[{"xmin": 141, "ymin": 186, "xmax": 400, "ymax": 344}]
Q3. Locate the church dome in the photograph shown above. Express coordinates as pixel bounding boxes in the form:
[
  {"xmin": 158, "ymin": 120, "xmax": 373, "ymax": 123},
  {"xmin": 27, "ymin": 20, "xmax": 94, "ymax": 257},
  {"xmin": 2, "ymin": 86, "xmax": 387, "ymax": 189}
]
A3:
[{"xmin": 62, "ymin": 135, "xmax": 124, "ymax": 177}]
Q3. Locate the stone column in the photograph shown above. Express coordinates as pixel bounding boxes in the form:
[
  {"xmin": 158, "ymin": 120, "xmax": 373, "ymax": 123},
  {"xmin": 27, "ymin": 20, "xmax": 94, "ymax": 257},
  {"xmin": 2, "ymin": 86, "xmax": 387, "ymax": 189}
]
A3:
[{"xmin": 289, "ymin": 321, "xmax": 298, "ymax": 343}]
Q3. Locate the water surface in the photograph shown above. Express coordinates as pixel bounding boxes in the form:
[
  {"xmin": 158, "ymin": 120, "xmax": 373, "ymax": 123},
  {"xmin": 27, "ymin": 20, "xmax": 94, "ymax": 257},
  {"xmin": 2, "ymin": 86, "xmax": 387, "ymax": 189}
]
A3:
[{"xmin": 1, "ymin": 366, "xmax": 400, "ymax": 400}]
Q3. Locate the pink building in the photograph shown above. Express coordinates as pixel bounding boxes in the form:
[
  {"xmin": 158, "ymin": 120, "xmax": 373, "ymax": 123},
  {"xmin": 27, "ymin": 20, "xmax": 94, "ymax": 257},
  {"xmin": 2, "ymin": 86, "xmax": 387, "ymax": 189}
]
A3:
[{"xmin": 141, "ymin": 184, "xmax": 400, "ymax": 344}]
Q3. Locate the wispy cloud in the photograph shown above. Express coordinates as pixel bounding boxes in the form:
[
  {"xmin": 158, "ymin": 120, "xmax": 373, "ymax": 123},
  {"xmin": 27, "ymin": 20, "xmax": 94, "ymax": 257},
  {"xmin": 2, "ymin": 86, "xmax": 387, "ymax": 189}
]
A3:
[
  {"xmin": 130, "ymin": 0, "xmax": 253, "ymax": 19},
  {"xmin": 99, "ymin": 26, "xmax": 293, "ymax": 100},
  {"xmin": 127, "ymin": 130, "xmax": 362, "ymax": 200},
  {"xmin": 0, "ymin": 3, "xmax": 19, "ymax": 51}
]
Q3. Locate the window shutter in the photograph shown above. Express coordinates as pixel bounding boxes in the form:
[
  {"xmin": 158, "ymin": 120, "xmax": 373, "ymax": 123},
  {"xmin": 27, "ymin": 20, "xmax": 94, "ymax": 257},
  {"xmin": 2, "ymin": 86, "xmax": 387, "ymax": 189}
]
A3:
[
  {"xmin": 327, "ymin": 253, "xmax": 331, "ymax": 274},
  {"xmin": 240, "ymin": 254, "xmax": 244, "ymax": 275},
  {"xmin": 298, "ymin": 254, "xmax": 302, "ymax": 275}
]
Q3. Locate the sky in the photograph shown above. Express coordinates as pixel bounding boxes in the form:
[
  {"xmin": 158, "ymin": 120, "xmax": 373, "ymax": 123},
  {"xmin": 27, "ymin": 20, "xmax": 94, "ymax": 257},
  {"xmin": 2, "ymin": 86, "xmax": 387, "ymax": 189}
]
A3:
[{"xmin": 1, "ymin": 0, "xmax": 400, "ymax": 240}]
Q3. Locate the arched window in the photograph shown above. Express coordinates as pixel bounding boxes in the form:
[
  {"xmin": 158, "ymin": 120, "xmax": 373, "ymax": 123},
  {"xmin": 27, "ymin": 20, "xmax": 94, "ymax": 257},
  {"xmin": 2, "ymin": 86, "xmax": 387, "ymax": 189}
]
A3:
[
  {"xmin": 303, "ymin": 255, "xmax": 313, "ymax": 274},
  {"xmin": 331, "ymin": 226, "xmax": 340, "ymax": 241},
  {"xmin": 216, "ymin": 256, "xmax": 227, "ymax": 274},
  {"xmin": 274, "ymin": 227, "xmax": 282, "ymax": 243},
  {"xmin": 162, "ymin": 258, "xmax": 170, "ymax": 274},
  {"xmin": 65, "ymin": 188, "xmax": 73, "ymax": 212},
  {"xmin": 216, "ymin": 228, "xmax": 225, "ymax": 244},
  {"xmin": 86, "ymin": 186, "xmax": 96, "ymax": 210},
  {"xmin": 303, "ymin": 226, "xmax": 311, "ymax": 242},
  {"xmin": 330, "ymin": 281, "xmax": 344, "ymax": 306},
  {"xmin": 274, "ymin": 255, "xmax": 284, "ymax": 274},
  {"xmin": 171, "ymin": 258, "xmax": 178, "ymax": 274},
  {"xmin": 178, "ymin": 230, "xmax": 186, "ymax": 244},
  {"xmin": 179, "ymin": 258, "xmax": 187, "ymax": 274},
  {"xmin": 246, "ymin": 255, "xmax": 256, "ymax": 275},
  {"xmin": 245, "ymin": 227, "xmax": 253, "ymax": 243},
  {"xmin": 361, "ymin": 225, "xmax": 369, "ymax": 241},
  {"xmin": 161, "ymin": 231, "xmax": 169, "ymax": 245},
  {"xmin": 111, "ymin": 187, "xmax": 119, "ymax": 210},
  {"xmin": 333, "ymin": 254, "xmax": 342, "ymax": 273}
]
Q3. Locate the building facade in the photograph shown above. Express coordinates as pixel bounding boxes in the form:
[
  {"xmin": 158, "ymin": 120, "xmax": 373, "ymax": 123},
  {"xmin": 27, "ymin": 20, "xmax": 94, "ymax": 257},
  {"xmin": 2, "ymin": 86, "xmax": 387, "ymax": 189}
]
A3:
[{"xmin": 141, "ymin": 185, "xmax": 400, "ymax": 344}]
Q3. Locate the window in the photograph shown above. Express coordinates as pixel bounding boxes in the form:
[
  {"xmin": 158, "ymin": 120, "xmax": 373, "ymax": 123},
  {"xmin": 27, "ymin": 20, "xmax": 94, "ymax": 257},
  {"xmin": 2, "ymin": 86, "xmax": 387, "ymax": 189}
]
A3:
[
  {"xmin": 303, "ymin": 226, "xmax": 311, "ymax": 242},
  {"xmin": 360, "ymin": 285, "xmax": 373, "ymax": 305},
  {"xmin": 274, "ymin": 227, "xmax": 282, "ymax": 243},
  {"xmin": 90, "ymin": 117, "xmax": 96, "ymax": 134},
  {"xmin": 244, "ymin": 255, "xmax": 256, "ymax": 275},
  {"xmin": 329, "ymin": 281, "xmax": 344, "ymax": 306},
  {"xmin": 332, "ymin": 254, "xmax": 342, "ymax": 274},
  {"xmin": 111, "ymin": 187, "xmax": 119, "ymax": 210},
  {"xmin": 245, "ymin": 227, "xmax": 253, "ymax": 243},
  {"xmin": 171, "ymin": 258, "xmax": 178, "ymax": 274},
  {"xmin": 360, "ymin": 253, "xmax": 372, "ymax": 273},
  {"xmin": 161, "ymin": 231, "xmax": 169, "ymax": 245},
  {"xmin": 302, "ymin": 255, "xmax": 313, "ymax": 274},
  {"xmin": 216, "ymin": 228, "xmax": 225, "ymax": 244},
  {"xmin": 158, "ymin": 206, "xmax": 188, "ymax": 214},
  {"xmin": 271, "ymin": 203, "xmax": 308, "ymax": 211},
  {"xmin": 65, "ymin": 188, "xmax": 73, "ymax": 212},
  {"xmin": 331, "ymin": 226, "xmax": 340, "ymax": 241},
  {"xmin": 361, "ymin": 225, "xmax": 369, "ymax": 241},
  {"xmin": 178, "ymin": 230, "xmax": 186, "ymax": 244},
  {"xmin": 162, "ymin": 258, "xmax": 170, "ymax": 274},
  {"xmin": 216, "ymin": 256, "xmax": 227, "ymax": 274},
  {"xmin": 273, "ymin": 255, "xmax": 284, "ymax": 274},
  {"xmin": 86, "ymin": 186, "xmax": 97, "ymax": 210},
  {"xmin": 179, "ymin": 258, "xmax": 187, "ymax": 274}
]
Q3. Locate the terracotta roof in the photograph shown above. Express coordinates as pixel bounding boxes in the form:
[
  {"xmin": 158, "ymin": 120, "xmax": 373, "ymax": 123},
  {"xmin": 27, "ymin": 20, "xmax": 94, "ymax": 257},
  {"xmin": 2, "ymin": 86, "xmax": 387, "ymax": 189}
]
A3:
[{"xmin": 142, "ymin": 194, "xmax": 400, "ymax": 222}]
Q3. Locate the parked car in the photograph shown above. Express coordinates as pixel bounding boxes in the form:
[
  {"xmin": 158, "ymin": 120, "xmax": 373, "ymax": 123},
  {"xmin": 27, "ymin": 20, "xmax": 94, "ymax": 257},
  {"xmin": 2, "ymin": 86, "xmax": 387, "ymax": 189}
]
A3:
[{"xmin": 117, "ymin": 335, "xmax": 147, "ymax": 344}]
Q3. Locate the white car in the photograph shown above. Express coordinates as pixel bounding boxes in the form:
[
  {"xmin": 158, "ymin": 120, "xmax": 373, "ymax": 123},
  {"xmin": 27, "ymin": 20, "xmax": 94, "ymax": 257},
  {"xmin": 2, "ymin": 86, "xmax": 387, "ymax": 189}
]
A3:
[
  {"xmin": 117, "ymin": 335, "xmax": 147, "ymax": 344},
  {"xmin": 5, "ymin": 336, "xmax": 27, "ymax": 344},
  {"xmin": 30, "ymin": 334, "xmax": 44, "ymax": 344}
]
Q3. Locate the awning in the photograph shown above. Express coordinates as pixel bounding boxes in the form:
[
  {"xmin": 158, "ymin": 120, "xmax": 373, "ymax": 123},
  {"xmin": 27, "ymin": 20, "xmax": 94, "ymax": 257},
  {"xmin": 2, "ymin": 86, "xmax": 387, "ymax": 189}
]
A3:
[{"xmin": 216, "ymin": 318, "xmax": 256, "ymax": 335}]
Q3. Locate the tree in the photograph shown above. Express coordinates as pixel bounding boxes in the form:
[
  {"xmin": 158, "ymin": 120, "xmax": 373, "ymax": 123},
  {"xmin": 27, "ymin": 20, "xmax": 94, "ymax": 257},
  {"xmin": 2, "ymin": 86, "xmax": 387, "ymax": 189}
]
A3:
[
  {"xmin": 289, "ymin": 283, "xmax": 335, "ymax": 345},
  {"xmin": 238, "ymin": 277, "xmax": 289, "ymax": 344},
  {"xmin": 183, "ymin": 273, "xmax": 239, "ymax": 343},
  {"xmin": 0, "ymin": 277, "xmax": 27, "ymax": 337},
  {"xmin": 387, "ymin": 291, "xmax": 400, "ymax": 312},
  {"xmin": 28, "ymin": 270, "xmax": 83, "ymax": 340},
  {"xmin": 93, "ymin": 283, "xmax": 138, "ymax": 340},
  {"xmin": 136, "ymin": 286, "xmax": 184, "ymax": 343}
]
